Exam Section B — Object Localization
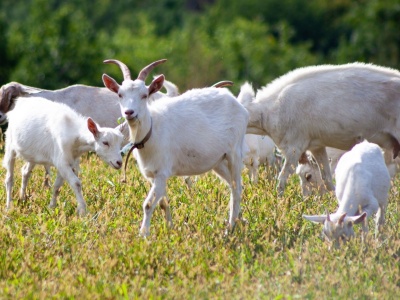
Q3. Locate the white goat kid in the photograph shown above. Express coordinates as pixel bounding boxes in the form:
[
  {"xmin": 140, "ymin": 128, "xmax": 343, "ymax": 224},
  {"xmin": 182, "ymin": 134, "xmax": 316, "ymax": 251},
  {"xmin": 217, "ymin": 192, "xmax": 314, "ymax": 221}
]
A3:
[
  {"xmin": 303, "ymin": 141, "xmax": 391, "ymax": 247},
  {"xmin": 102, "ymin": 59, "xmax": 248, "ymax": 236},
  {"xmin": 3, "ymin": 97, "xmax": 124, "ymax": 215},
  {"xmin": 237, "ymin": 64, "xmax": 400, "ymax": 195}
]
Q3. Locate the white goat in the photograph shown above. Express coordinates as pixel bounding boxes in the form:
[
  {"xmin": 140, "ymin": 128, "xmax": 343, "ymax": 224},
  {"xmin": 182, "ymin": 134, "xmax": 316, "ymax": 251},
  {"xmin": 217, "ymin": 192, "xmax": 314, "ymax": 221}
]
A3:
[
  {"xmin": 303, "ymin": 141, "xmax": 391, "ymax": 247},
  {"xmin": 237, "ymin": 63, "xmax": 400, "ymax": 195},
  {"xmin": 3, "ymin": 97, "xmax": 124, "ymax": 216},
  {"xmin": 102, "ymin": 59, "xmax": 248, "ymax": 236}
]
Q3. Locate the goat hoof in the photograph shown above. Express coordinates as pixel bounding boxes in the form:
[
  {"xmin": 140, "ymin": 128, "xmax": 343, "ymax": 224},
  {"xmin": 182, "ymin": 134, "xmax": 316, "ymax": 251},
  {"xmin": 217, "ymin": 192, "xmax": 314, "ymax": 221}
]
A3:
[
  {"xmin": 139, "ymin": 227, "xmax": 150, "ymax": 237},
  {"xmin": 77, "ymin": 206, "xmax": 87, "ymax": 217}
]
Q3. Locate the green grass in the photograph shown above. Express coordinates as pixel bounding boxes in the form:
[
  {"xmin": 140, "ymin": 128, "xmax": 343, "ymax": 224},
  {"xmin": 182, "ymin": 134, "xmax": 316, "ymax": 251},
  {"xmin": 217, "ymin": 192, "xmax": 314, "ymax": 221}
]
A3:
[{"xmin": 0, "ymin": 152, "xmax": 399, "ymax": 299}]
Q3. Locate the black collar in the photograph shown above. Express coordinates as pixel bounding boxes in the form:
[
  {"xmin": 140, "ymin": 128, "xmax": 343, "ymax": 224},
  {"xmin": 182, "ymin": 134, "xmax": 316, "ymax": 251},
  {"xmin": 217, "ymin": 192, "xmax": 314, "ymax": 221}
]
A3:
[{"xmin": 122, "ymin": 118, "xmax": 152, "ymax": 182}]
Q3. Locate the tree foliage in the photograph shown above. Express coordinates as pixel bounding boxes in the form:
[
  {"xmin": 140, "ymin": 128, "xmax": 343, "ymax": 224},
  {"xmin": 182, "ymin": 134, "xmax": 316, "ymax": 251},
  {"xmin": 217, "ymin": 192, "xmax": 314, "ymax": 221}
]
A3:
[{"xmin": 0, "ymin": 0, "xmax": 399, "ymax": 90}]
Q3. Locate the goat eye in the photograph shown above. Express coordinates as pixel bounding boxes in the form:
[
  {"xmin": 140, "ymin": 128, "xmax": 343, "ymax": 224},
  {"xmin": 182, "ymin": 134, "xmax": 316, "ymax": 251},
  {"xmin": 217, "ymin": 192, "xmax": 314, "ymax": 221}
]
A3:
[
  {"xmin": 305, "ymin": 173, "xmax": 312, "ymax": 181},
  {"xmin": 103, "ymin": 141, "xmax": 109, "ymax": 146},
  {"xmin": 141, "ymin": 94, "xmax": 148, "ymax": 100},
  {"xmin": 118, "ymin": 93, "xmax": 122, "ymax": 98}
]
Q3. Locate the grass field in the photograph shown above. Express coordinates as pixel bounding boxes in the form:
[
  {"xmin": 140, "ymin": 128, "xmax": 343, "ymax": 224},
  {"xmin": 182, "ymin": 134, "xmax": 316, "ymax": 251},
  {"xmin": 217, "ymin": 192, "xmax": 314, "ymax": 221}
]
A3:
[{"xmin": 0, "ymin": 150, "xmax": 399, "ymax": 299}]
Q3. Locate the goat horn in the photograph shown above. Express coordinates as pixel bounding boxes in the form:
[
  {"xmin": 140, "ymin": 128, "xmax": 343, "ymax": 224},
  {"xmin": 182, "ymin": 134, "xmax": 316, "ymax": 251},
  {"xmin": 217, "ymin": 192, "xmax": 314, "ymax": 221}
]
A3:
[
  {"xmin": 103, "ymin": 59, "xmax": 131, "ymax": 81},
  {"xmin": 212, "ymin": 81, "xmax": 234, "ymax": 88},
  {"xmin": 137, "ymin": 59, "xmax": 167, "ymax": 81}
]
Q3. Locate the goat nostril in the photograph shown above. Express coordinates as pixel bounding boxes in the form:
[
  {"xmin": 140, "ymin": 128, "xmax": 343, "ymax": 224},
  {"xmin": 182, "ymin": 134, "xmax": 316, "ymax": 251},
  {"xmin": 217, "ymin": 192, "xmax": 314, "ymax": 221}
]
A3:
[
  {"xmin": 117, "ymin": 161, "xmax": 122, "ymax": 167},
  {"xmin": 125, "ymin": 109, "xmax": 134, "ymax": 116}
]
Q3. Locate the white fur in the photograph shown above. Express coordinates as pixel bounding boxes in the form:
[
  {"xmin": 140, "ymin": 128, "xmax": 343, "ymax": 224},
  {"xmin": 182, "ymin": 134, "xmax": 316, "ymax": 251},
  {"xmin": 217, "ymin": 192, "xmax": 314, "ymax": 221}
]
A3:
[
  {"xmin": 103, "ymin": 60, "xmax": 249, "ymax": 236},
  {"xmin": 239, "ymin": 83, "xmax": 279, "ymax": 184},
  {"xmin": 237, "ymin": 64, "xmax": 400, "ymax": 195},
  {"xmin": 3, "ymin": 97, "xmax": 124, "ymax": 215},
  {"xmin": 303, "ymin": 141, "xmax": 391, "ymax": 247},
  {"xmin": 243, "ymin": 134, "xmax": 278, "ymax": 184}
]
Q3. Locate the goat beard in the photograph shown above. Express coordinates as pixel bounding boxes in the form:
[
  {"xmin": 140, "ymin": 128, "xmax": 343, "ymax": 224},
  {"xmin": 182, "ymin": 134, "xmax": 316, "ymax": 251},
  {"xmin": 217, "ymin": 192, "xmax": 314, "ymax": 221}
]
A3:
[{"xmin": 128, "ymin": 119, "xmax": 140, "ymax": 143}]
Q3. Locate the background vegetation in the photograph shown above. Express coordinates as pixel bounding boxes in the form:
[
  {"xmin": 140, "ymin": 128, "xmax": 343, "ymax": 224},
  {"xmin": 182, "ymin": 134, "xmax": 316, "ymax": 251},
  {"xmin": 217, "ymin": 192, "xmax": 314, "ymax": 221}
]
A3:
[
  {"xmin": 0, "ymin": 0, "xmax": 400, "ymax": 298},
  {"xmin": 1, "ymin": 0, "xmax": 400, "ymax": 93}
]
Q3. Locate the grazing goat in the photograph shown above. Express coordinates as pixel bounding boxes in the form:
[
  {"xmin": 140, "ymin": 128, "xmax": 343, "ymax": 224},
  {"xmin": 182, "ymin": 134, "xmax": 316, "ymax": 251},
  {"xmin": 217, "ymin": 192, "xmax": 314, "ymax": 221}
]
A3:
[
  {"xmin": 102, "ymin": 59, "xmax": 248, "ymax": 236},
  {"xmin": 303, "ymin": 141, "xmax": 391, "ymax": 247},
  {"xmin": 3, "ymin": 97, "xmax": 124, "ymax": 216},
  {"xmin": 237, "ymin": 63, "xmax": 400, "ymax": 195}
]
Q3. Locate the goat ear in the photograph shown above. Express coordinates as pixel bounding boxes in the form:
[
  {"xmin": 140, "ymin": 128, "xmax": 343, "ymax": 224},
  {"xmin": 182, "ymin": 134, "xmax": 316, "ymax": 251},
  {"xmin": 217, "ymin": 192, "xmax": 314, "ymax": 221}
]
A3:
[
  {"xmin": 303, "ymin": 214, "xmax": 326, "ymax": 224},
  {"xmin": 87, "ymin": 118, "xmax": 100, "ymax": 138},
  {"xmin": 116, "ymin": 121, "xmax": 127, "ymax": 133},
  {"xmin": 347, "ymin": 212, "xmax": 367, "ymax": 225},
  {"xmin": 338, "ymin": 213, "xmax": 347, "ymax": 225},
  {"xmin": 0, "ymin": 83, "xmax": 23, "ymax": 111},
  {"xmin": 102, "ymin": 74, "xmax": 120, "ymax": 94},
  {"xmin": 148, "ymin": 75, "xmax": 165, "ymax": 96},
  {"xmin": 298, "ymin": 152, "xmax": 309, "ymax": 164}
]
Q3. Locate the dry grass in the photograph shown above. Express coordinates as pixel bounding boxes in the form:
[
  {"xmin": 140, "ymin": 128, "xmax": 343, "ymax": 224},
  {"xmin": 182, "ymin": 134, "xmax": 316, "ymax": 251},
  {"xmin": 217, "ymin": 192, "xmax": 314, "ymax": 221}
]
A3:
[{"xmin": 0, "ymin": 152, "xmax": 399, "ymax": 299}]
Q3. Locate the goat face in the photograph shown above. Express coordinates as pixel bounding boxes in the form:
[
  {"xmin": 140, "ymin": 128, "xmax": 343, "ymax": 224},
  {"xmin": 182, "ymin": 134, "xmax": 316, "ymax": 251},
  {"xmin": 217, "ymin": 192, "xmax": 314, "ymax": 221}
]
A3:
[
  {"xmin": 87, "ymin": 118, "xmax": 124, "ymax": 169},
  {"xmin": 102, "ymin": 59, "xmax": 166, "ymax": 123},
  {"xmin": 118, "ymin": 80, "xmax": 153, "ymax": 122},
  {"xmin": 303, "ymin": 212, "xmax": 367, "ymax": 248}
]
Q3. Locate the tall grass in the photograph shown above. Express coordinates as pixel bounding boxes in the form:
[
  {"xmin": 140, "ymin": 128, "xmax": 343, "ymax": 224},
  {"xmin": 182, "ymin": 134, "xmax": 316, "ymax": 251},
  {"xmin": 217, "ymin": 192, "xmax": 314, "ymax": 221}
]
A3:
[{"xmin": 0, "ymin": 152, "xmax": 399, "ymax": 299}]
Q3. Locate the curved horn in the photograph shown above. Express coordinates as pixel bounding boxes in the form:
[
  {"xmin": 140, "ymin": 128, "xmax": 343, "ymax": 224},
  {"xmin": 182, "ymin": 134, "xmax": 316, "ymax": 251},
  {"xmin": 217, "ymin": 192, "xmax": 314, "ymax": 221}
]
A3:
[
  {"xmin": 137, "ymin": 59, "xmax": 167, "ymax": 81},
  {"xmin": 103, "ymin": 59, "xmax": 131, "ymax": 81},
  {"xmin": 212, "ymin": 81, "xmax": 234, "ymax": 88}
]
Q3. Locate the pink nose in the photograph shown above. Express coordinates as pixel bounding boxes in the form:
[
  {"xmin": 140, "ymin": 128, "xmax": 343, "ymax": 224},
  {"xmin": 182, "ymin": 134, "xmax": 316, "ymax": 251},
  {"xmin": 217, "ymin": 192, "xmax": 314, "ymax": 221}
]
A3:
[{"xmin": 125, "ymin": 109, "xmax": 134, "ymax": 117}]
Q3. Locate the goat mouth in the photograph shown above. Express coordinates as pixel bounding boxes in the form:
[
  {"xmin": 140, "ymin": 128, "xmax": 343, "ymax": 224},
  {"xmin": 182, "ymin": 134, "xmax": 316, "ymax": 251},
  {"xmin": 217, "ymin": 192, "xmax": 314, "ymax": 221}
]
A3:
[
  {"xmin": 126, "ymin": 115, "xmax": 138, "ymax": 122},
  {"xmin": 110, "ymin": 161, "xmax": 122, "ymax": 169}
]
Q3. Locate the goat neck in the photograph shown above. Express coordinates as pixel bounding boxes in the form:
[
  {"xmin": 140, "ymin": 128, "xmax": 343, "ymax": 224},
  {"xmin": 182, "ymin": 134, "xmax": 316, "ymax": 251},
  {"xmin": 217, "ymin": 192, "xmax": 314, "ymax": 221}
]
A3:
[
  {"xmin": 128, "ymin": 112, "xmax": 152, "ymax": 146},
  {"xmin": 73, "ymin": 127, "xmax": 97, "ymax": 157}
]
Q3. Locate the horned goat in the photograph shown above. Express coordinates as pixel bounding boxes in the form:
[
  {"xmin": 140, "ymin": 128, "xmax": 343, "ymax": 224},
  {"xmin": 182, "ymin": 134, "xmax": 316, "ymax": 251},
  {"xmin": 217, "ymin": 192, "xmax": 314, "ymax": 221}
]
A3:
[
  {"xmin": 303, "ymin": 141, "xmax": 391, "ymax": 248},
  {"xmin": 102, "ymin": 59, "xmax": 248, "ymax": 236},
  {"xmin": 3, "ymin": 97, "xmax": 124, "ymax": 216},
  {"xmin": 237, "ymin": 63, "xmax": 400, "ymax": 195}
]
